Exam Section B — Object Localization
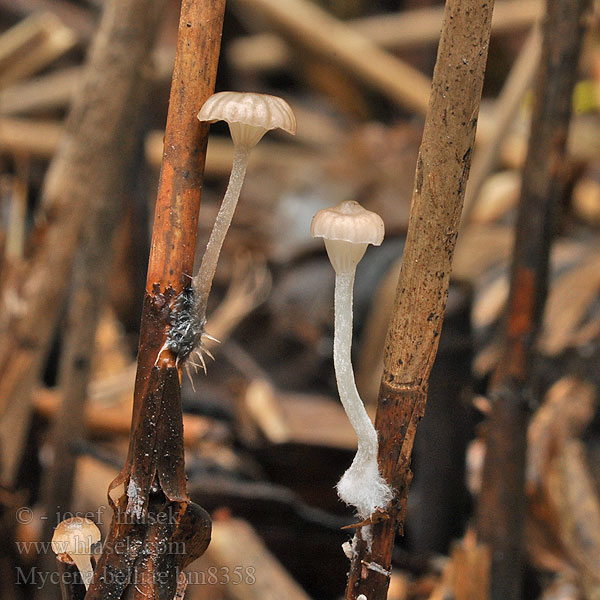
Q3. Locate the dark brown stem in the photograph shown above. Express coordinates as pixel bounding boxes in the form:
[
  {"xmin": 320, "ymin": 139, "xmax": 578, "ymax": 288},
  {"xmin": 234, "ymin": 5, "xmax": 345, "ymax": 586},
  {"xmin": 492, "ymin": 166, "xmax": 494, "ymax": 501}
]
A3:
[
  {"xmin": 476, "ymin": 1, "xmax": 589, "ymax": 598},
  {"xmin": 86, "ymin": 0, "xmax": 225, "ymax": 597},
  {"xmin": 344, "ymin": 1, "xmax": 494, "ymax": 598},
  {"xmin": 114, "ymin": 0, "xmax": 226, "ymax": 512}
]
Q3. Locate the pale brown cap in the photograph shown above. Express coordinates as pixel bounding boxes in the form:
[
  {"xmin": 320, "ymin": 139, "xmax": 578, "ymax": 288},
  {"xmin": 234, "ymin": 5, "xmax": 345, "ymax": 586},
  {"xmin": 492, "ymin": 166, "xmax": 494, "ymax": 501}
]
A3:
[
  {"xmin": 311, "ymin": 201, "xmax": 384, "ymax": 246},
  {"xmin": 51, "ymin": 517, "xmax": 101, "ymax": 557},
  {"xmin": 198, "ymin": 91, "xmax": 296, "ymax": 148},
  {"xmin": 311, "ymin": 201, "xmax": 384, "ymax": 273}
]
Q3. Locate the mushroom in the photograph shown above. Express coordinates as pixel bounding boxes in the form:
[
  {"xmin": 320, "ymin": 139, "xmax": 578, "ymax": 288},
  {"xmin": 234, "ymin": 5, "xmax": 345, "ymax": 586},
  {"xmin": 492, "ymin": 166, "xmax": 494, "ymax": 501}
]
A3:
[
  {"xmin": 51, "ymin": 517, "xmax": 101, "ymax": 589},
  {"xmin": 311, "ymin": 200, "xmax": 392, "ymax": 519},
  {"xmin": 194, "ymin": 91, "xmax": 296, "ymax": 322}
]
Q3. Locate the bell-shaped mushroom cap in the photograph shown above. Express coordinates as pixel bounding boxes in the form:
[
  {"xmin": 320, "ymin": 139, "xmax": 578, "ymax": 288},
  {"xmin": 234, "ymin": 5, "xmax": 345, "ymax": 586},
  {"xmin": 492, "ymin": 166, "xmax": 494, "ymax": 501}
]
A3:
[
  {"xmin": 51, "ymin": 517, "xmax": 101, "ymax": 557},
  {"xmin": 198, "ymin": 91, "xmax": 296, "ymax": 148},
  {"xmin": 311, "ymin": 201, "xmax": 384, "ymax": 273},
  {"xmin": 311, "ymin": 201, "xmax": 384, "ymax": 246}
]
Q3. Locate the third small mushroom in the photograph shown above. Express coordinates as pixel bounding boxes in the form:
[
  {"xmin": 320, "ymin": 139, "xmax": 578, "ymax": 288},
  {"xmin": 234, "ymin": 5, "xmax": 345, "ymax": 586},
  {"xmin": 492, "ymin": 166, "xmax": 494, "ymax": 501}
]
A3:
[
  {"xmin": 311, "ymin": 200, "xmax": 393, "ymax": 521},
  {"xmin": 51, "ymin": 517, "xmax": 101, "ymax": 589}
]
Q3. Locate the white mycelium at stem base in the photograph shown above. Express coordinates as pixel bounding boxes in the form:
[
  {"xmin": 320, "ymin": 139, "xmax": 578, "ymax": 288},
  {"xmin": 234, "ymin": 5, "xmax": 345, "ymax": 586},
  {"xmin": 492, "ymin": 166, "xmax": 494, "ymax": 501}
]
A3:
[
  {"xmin": 194, "ymin": 92, "xmax": 296, "ymax": 319},
  {"xmin": 311, "ymin": 201, "xmax": 392, "ymax": 520},
  {"xmin": 334, "ymin": 268, "xmax": 392, "ymax": 519},
  {"xmin": 51, "ymin": 517, "xmax": 101, "ymax": 589}
]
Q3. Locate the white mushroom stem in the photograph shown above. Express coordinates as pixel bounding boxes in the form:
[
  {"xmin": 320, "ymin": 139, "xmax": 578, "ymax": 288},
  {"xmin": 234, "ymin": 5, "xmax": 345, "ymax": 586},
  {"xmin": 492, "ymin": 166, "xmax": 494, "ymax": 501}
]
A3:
[
  {"xmin": 193, "ymin": 144, "xmax": 250, "ymax": 318},
  {"xmin": 333, "ymin": 268, "xmax": 393, "ymax": 520},
  {"xmin": 71, "ymin": 552, "xmax": 94, "ymax": 589},
  {"xmin": 333, "ymin": 270, "xmax": 378, "ymax": 455}
]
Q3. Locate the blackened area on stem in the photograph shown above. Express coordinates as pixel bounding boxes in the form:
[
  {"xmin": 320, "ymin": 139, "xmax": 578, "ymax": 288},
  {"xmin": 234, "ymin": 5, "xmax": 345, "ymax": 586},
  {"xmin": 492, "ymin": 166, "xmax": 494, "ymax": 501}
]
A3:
[
  {"xmin": 86, "ymin": 494, "xmax": 210, "ymax": 600},
  {"xmin": 107, "ymin": 287, "xmax": 188, "ymax": 519},
  {"xmin": 165, "ymin": 286, "xmax": 205, "ymax": 364},
  {"xmin": 108, "ymin": 363, "xmax": 189, "ymax": 520}
]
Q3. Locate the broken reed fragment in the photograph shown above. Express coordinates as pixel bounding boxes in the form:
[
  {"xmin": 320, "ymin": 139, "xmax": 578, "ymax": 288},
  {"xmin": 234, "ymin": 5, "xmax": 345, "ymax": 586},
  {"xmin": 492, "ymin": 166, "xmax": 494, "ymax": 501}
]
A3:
[
  {"xmin": 311, "ymin": 201, "xmax": 392, "ymax": 520},
  {"xmin": 52, "ymin": 517, "xmax": 101, "ymax": 589},
  {"xmin": 163, "ymin": 92, "xmax": 296, "ymax": 369}
]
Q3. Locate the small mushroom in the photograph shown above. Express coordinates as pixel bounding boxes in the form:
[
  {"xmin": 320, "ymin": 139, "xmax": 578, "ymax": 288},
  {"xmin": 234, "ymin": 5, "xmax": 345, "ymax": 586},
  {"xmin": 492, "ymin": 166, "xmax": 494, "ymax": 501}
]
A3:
[
  {"xmin": 51, "ymin": 517, "xmax": 101, "ymax": 589},
  {"xmin": 311, "ymin": 201, "xmax": 392, "ymax": 520},
  {"xmin": 194, "ymin": 92, "xmax": 296, "ymax": 324}
]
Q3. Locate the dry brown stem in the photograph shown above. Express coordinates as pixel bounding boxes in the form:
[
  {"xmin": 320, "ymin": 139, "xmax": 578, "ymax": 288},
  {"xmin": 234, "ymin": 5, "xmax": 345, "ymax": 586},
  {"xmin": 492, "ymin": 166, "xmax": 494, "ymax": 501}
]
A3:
[
  {"xmin": 344, "ymin": 1, "xmax": 494, "ymax": 598},
  {"xmin": 476, "ymin": 0, "xmax": 590, "ymax": 597},
  {"xmin": 86, "ymin": 0, "xmax": 226, "ymax": 597}
]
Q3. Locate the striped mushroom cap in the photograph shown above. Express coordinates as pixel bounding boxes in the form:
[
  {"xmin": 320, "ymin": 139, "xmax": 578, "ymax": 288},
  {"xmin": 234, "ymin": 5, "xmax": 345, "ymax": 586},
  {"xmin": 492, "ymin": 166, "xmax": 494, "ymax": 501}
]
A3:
[
  {"xmin": 198, "ymin": 91, "xmax": 296, "ymax": 148},
  {"xmin": 311, "ymin": 201, "xmax": 385, "ymax": 273}
]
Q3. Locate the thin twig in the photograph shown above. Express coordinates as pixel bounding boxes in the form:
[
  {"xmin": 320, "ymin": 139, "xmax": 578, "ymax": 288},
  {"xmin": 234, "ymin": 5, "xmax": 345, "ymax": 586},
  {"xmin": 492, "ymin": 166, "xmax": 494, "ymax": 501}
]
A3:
[
  {"xmin": 4, "ymin": 157, "xmax": 29, "ymax": 261},
  {"xmin": 344, "ymin": 1, "xmax": 495, "ymax": 598},
  {"xmin": 0, "ymin": 117, "xmax": 62, "ymax": 157},
  {"xmin": 0, "ymin": 0, "xmax": 95, "ymax": 41},
  {"xmin": 476, "ymin": 1, "xmax": 590, "ymax": 598},
  {"xmin": 0, "ymin": 12, "xmax": 77, "ymax": 88},
  {"xmin": 0, "ymin": 67, "xmax": 81, "ymax": 116},
  {"xmin": 33, "ymin": 386, "xmax": 224, "ymax": 447}
]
